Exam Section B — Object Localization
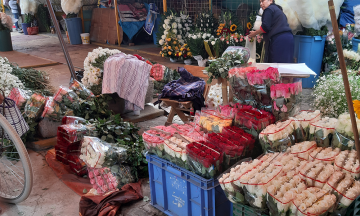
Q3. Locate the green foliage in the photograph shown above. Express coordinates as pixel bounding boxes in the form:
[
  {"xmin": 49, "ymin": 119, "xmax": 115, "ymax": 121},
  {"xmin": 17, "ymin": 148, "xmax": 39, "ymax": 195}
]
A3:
[
  {"xmin": 72, "ymin": 94, "xmax": 113, "ymax": 120},
  {"xmin": 37, "ymin": 4, "xmax": 51, "ymax": 32},
  {"xmin": 206, "ymin": 52, "xmax": 245, "ymax": 83},
  {"xmin": 66, "ymin": 13, "xmax": 78, "ymax": 19},
  {"xmin": 195, "ymin": 11, "xmax": 218, "ymax": 35},
  {"xmin": 24, "ymin": 14, "xmax": 34, "ymax": 24},
  {"xmin": 297, "ymin": 26, "xmax": 328, "ymax": 37},
  {"xmin": 186, "ymin": 33, "xmax": 209, "ymax": 59},
  {"xmin": 89, "ymin": 114, "xmax": 148, "ymax": 181}
]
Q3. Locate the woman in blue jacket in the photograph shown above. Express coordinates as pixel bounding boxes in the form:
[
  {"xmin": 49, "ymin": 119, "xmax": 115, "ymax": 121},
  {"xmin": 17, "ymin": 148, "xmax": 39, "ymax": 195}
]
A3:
[{"xmin": 249, "ymin": 0, "xmax": 293, "ymax": 63}]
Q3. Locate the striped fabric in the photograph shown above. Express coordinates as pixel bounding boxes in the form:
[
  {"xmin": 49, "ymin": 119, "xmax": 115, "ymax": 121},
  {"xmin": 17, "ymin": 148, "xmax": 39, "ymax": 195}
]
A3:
[
  {"xmin": 0, "ymin": 98, "xmax": 29, "ymax": 139},
  {"xmin": 102, "ymin": 53, "xmax": 152, "ymax": 110}
]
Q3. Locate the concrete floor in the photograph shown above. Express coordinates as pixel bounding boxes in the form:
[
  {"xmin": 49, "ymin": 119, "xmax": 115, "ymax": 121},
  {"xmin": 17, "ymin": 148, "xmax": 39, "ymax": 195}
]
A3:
[{"xmin": 0, "ymin": 31, "xmax": 314, "ymax": 216}]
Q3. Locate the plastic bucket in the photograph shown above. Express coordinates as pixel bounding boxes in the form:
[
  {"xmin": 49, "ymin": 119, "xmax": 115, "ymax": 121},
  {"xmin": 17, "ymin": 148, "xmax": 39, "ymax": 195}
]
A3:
[
  {"xmin": 21, "ymin": 23, "xmax": 31, "ymax": 35},
  {"xmin": 352, "ymin": 38, "xmax": 360, "ymax": 52},
  {"xmin": 81, "ymin": 33, "xmax": 90, "ymax": 44},
  {"xmin": 293, "ymin": 35, "xmax": 326, "ymax": 88},
  {"xmin": 65, "ymin": 17, "xmax": 82, "ymax": 45},
  {"xmin": 0, "ymin": 29, "xmax": 13, "ymax": 52}
]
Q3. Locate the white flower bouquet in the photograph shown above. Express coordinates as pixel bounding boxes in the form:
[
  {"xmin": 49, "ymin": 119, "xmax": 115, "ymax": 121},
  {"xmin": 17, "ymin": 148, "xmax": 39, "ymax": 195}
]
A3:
[
  {"xmin": 309, "ymin": 117, "xmax": 338, "ymax": 147},
  {"xmin": 290, "ymin": 110, "xmax": 321, "ymax": 142},
  {"xmin": 163, "ymin": 134, "xmax": 190, "ymax": 168},
  {"xmin": 334, "ymin": 150, "xmax": 360, "ymax": 179},
  {"xmin": 290, "ymin": 141, "xmax": 317, "ymax": 161},
  {"xmin": 205, "ymin": 83, "xmax": 229, "ymax": 108},
  {"xmin": 309, "ymin": 147, "xmax": 341, "ymax": 164},
  {"xmin": 0, "ymin": 57, "xmax": 24, "ymax": 96},
  {"xmin": 267, "ymin": 174, "xmax": 306, "ymax": 216},
  {"xmin": 332, "ymin": 113, "xmax": 360, "ymax": 150},
  {"xmin": 290, "ymin": 187, "xmax": 336, "ymax": 216},
  {"xmin": 259, "ymin": 120, "xmax": 294, "ymax": 153},
  {"xmin": 80, "ymin": 136, "xmax": 128, "ymax": 168},
  {"xmin": 61, "ymin": 0, "xmax": 82, "ymax": 15}
]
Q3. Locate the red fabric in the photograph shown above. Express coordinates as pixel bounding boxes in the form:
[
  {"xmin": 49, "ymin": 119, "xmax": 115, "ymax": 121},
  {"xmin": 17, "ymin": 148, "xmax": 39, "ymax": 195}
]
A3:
[
  {"xmin": 260, "ymin": 26, "xmax": 266, "ymax": 33},
  {"xmin": 79, "ymin": 179, "xmax": 144, "ymax": 216}
]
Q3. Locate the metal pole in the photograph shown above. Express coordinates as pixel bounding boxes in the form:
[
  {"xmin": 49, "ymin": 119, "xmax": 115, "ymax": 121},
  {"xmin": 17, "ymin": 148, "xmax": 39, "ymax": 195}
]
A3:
[
  {"xmin": 328, "ymin": 0, "xmax": 360, "ymax": 159},
  {"xmin": 45, "ymin": 0, "xmax": 77, "ymax": 80}
]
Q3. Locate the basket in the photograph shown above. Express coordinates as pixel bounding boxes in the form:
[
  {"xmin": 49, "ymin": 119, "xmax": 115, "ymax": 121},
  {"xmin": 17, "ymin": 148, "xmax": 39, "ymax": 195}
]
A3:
[
  {"xmin": 27, "ymin": 27, "xmax": 39, "ymax": 35},
  {"xmin": 232, "ymin": 202, "xmax": 268, "ymax": 216},
  {"xmin": 0, "ymin": 97, "xmax": 29, "ymax": 139}
]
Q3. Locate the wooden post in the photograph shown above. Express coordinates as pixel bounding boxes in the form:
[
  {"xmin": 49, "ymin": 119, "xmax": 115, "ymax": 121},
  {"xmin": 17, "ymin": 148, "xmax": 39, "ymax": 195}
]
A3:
[
  {"xmin": 328, "ymin": 0, "xmax": 360, "ymax": 159},
  {"xmin": 1, "ymin": 0, "xmax": 4, "ymax": 13},
  {"xmin": 163, "ymin": 0, "xmax": 167, "ymax": 13},
  {"xmin": 79, "ymin": 7, "xmax": 85, "ymax": 33},
  {"xmin": 218, "ymin": 78, "xmax": 228, "ymax": 105},
  {"xmin": 114, "ymin": 0, "xmax": 121, "ymax": 47}
]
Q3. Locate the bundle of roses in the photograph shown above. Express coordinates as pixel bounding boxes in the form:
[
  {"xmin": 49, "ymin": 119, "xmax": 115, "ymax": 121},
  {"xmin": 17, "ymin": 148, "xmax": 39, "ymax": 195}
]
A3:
[
  {"xmin": 290, "ymin": 187, "xmax": 336, "ymax": 216},
  {"xmin": 24, "ymin": 93, "xmax": 46, "ymax": 119},
  {"xmin": 235, "ymin": 106, "xmax": 275, "ymax": 137},
  {"xmin": 206, "ymin": 132, "xmax": 245, "ymax": 169},
  {"xmin": 57, "ymin": 123, "xmax": 93, "ymax": 144},
  {"xmin": 67, "ymin": 154, "xmax": 87, "ymax": 177},
  {"xmin": 80, "ymin": 136, "xmax": 128, "ymax": 169},
  {"xmin": 217, "ymin": 104, "xmax": 237, "ymax": 119},
  {"xmin": 259, "ymin": 120, "xmax": 294, "ymax": 153},
  {"xmin": 298, "ymin": 161, "xmax": 335, "ymax": 189},
  {"xmin": 186, "ymin": 141, "xmax": 222, "ymax": 179},
  {"xmin": 199, "ymin": 110, "xmax": 233, "ymax": 133},
  {"xmin": 332, "ymin": 113, "xmax": 360, "ymax": 150},
  {"xmin": 142, "ymin": 127, "xmax": 173, "ymax": 157},
  {"xmin": 61, "ymin": 116, "xmax": 87, "ymax": 125},
  {"xmin": 289, "ymin": 141, "xmax": 317, "ymax": 161},
  {"xmin": 53, "ymin": 86, "xmax": 81, "ymax": 110},
  {"xmin": 309, "ymin": 117, "xmax": 338, "ymax": 147},
  {"xmin": 69, "ymin": 79, "xmax": 94, "ymax": 100},
  {"xmin": 271, "ymin": 82, "xmax": 302, "ymax": 121},
  {"xmin": 309, "ymin": 147, "xmax": 341, "ymax": 164},
  {"xmin": 334, "ymin": 150, "xmax": 360, "ymax": 179},
  {"xmin": 222, "ymin": 126, "xmax": 255, "ymax": 156},
  {"xmin": 7, "ymin": 87, "xmax": 31, "ymax": 109},
  {"xmin": 289, "ymin": 110, "xmax": 321, "ymax": 142},
  {"xmin": 163, "ymin": 135, "xmax": 189, "ymax": 168},
  {"xmin": 41, "ymin": 96, "xmax": 74, "ymax": 122}
]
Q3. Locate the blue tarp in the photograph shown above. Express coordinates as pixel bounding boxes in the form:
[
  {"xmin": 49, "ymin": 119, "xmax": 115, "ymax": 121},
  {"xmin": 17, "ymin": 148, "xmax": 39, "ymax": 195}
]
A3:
[
  {"xmin": 118, "ymin": 3, "xmax": 149, "ymax": 40},
  {"xmin": 339, "ymin": 0, "xmax": 360, "ymax": 27}
]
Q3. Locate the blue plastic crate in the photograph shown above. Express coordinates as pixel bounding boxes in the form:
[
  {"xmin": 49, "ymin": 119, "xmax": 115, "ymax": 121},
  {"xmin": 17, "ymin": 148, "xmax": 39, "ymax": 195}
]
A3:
[{"xmin": 146, "ymin": 154, "xmax": 231, "ymax": 216}]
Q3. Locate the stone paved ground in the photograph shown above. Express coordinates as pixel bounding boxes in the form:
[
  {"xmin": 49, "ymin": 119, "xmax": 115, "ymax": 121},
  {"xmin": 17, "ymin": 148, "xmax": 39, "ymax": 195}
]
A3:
[{"xmin": 300, "ymin": 89, "xmax": 315, "ymax": 110}]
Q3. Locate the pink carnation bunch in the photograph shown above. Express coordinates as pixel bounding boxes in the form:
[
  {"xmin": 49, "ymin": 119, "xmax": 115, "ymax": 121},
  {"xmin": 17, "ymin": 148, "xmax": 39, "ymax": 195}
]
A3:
[
  {"xmin": 270, "ymin": 82, "xmax": 302, "ymax": 99},
  {"xmin": 246, "ymin": 67, "xmax": 280, "ymax": 86},
  {"xmin": 88, "ymin": 167, "xmax": 118, "ymax": 195}
]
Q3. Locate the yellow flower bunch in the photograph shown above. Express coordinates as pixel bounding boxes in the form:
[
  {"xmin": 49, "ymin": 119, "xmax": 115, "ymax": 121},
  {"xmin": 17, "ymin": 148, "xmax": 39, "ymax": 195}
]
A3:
[
  {"xmin": 217, "ymin": 23, "xmax": 226, "ymax": 36},
  {"xmin": 159, "ymin": 33, "xmax": 182, "ymax": 59},
  {"xmin": 180, "ymin": 43, "xmax": 192, "ymax": 59}
]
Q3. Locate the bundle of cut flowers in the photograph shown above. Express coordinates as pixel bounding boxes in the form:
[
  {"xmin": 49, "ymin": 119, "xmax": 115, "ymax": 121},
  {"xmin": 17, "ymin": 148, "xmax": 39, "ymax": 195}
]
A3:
[
  {"xmin": 246, "ymin": 67, "xmax": 280, "ymax": 86},
  {"xmin": 7, "ymin": 87, "xmax": 31, "ymax": 109},
  {"xmin": 323, "ymin": 171, "xmax": 360, "ymax": 214},
  {"xmin": 290, "ymin": 141, "xmax": 317, "ymax": 161},
  {"xmin": 61, "ymin": 0, "xmax": 82, "ymax": 15},
  {"xmin": 88, "ymin": 165, "xmax": 134, "ymax": 195},
  {"xmin": 24, "ymin": 93, "xmax": 46, "ymax": 119},
  {"xmin": 0, "ymin": 12, "xmax": 13, "ymax": 31},
  {"xmin": 299, "ymin": 161, "xmax": 335, "ymax": 188},
  {"xmin": 69, "ymin": 79, "xmax": 94, "ymax": 100},
  {"xmin": 222, "ymin": 126, "xmax": 255, "ymax": 156},
  {"xmin": 53, "ymin": 86, "xmax": 80, "ymax": 110},
  {"xmin": 217, "ymin": 104, "xmax": 238, "ymax": 119},
  {"xmin": 68, "ymin": 154, "xmax": 87, "ymax": 177},
  {"xmin": 309, "ymin": 147, "xmax": 341, "ymax": 164},
  {"xmin": 142, "ymin": 128, "xmax": 172, "ymax": 157},
  {"xmin": 205, "ymin": 83, "xmax": 229, "ymax": 108},
  {"xmin": 235, "ymin": 106, "xmax": 275, "ymax": 137},
  {"xmin": 206, "ymin": 132, "xmax": 245, "ymax": 169},
  {"xmin": 170, "ymin": 123, "xmax": 194, "ymax": 133},
  {"xmin": 163, "ymin": 134, "xmax": 190, "ymax": 168},
  {"xmin": 186, "ymin": 141, "xmax": 223, "ymax": 179},
  {"xmin": 80, "ymin": 136, "xmax": 128, "ymax": 169},
  {"xmin": 61, "ymin": 116, "xmax": 87, "ymax": 125},
  {"xmin": 290, "ymin": 110, "xmax": 321, "ymax": 142},
  {"xmin": 290, "ymin": 187, "xmax": 336, "ymax": 216},
  {"xmin": 199, "ymin": 110, "xmax": 233, "ymax": 133},
  {"xmin": 0, "ymin": 57, "xmax": 24, "ymax": 96},
  {"xmin": 57, "ymin": 123, "xmax": 94, "ymax": 145},
  {"xmin": 228, "ymin": 67, "xmax": 257, "ymax": 104},
  {"xmin": 259, "ymin": 120, "xmax": 294, "ymax": 153},
  {"xmin": 153, "ymin": 125, "xmax": 178, "ymax": 135},
  {"xmin": 267, "ymin": 174, "xmax": 306, "ymax": 216},
  {"xmin": 271, "ymin": 82, "xmax": 302, "ymax": 121},
  {"xmin": 332, "ymin": 113, "xmax": 360, "ymax": 150},
  {"xmin": 41, "ymin": 97, "xmax": 74, "ymax": 122},
  {"xmin": 309, "ymin": 117, "xmax": 338, "ymax": 148},
  {"xmin": 334, "ymin": 150, "xmax": 360, "ymax": 179}
]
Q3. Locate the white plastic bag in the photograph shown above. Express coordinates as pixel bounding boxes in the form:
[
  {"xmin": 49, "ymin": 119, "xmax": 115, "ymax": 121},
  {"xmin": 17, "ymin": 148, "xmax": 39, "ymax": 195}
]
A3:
[{"xmin": 245, "ymin": 37, "xmax": 256, "ymax": 64}]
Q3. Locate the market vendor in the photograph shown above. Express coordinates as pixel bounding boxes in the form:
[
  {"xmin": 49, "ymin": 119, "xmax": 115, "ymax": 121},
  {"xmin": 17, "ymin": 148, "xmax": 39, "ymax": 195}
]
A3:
[{"xmin": 249, "ymin": 0, "xmax": 294, "ymax": 63}]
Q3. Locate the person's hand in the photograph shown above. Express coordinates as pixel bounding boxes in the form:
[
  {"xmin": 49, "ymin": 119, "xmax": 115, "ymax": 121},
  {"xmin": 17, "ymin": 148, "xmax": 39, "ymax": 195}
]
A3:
[{"xmin": 248, "ymin": 31, "xmax": 257, "ymax": 38}]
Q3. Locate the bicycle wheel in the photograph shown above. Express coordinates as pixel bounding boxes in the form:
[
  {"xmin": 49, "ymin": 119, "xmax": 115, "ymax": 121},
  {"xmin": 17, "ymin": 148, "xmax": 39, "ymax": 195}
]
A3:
[{"xmin": 0, "ymin": 114, "xmax": 33, "ymax": 203}]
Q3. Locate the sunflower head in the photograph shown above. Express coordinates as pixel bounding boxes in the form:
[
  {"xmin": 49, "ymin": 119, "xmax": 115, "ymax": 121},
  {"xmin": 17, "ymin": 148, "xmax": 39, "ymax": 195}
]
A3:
[
  {"xmin": 354, "ymin": 100, "xmax": 360, "ymax": 118},
  {"xmin": 247, "ymin": 22, "xmax": 252, "ymax": 30},
  {"xmin": 230, "ymin": 24, "xmax": 237, "ymax": 32}
]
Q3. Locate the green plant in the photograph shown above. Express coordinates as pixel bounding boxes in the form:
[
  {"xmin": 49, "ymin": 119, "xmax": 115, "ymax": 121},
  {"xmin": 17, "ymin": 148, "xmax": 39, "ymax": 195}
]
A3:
[
  {"xmin": 195, "ymin": 11, "xmax": 218, "ymax": 35},
  {"xmin": 89, "ymin": 114, "xmax": 148, "ymax": 181},
  {"xmin": 186, "ymin": 32, "xmax": 209, "ymax": 59},
  {"xmin": 66, "ymin": 13, "xmax": 77, "ymax": 19},
  {"xmin": 297, "ymin": 26, "xmax": 328, "ymax": 37},
  {"xmin": 24, "ymin": 14, "xmax": 34, "ymax": 24},
  {"xmin": 37, "ymin": 4, "xmax": 51, "ymax": 32}
]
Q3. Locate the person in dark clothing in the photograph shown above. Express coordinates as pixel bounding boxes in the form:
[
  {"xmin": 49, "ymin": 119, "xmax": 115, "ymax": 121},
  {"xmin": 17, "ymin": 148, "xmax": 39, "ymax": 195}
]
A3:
[{"xmin": 249, "ymin": 0, "xmax": 294, "ymax": 63}]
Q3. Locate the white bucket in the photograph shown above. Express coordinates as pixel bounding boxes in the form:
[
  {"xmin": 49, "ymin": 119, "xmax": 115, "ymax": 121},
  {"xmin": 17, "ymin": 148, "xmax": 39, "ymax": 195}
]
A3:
[{"xmin": 80, "ymin": 33, "xmax": 90, "ymax": 45}]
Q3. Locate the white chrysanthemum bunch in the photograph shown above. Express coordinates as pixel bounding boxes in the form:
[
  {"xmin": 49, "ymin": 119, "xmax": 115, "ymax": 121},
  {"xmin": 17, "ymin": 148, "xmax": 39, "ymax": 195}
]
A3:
[
  {"xmin": 0, "ymin": 57, "xmax": 24, "ymax": 96},
  {"xmin": 205, "ymin": 83, "xmax": 229, "ymax": 108},
  {"xmin": 343, "ymin": 49, "xmax": 360, "ymax": 62},
  {"xmin": 61, "ymin": 0, "xmax": 83, "ymax": 15},
  {"xmin": 20, "ymin": 0, "xmax": 38, "ymax": 14},
  {"xmin": 82, "ymin": 47, "xmax": 121, "ymax": 88},
  {"xmin": 0, "ymin": 12, "xmax": 13, "ymax": 30},
  {"xmin": 159, "ymin": 13, "xmax": 192, "ymax": 46},
  {"xmin": 313, "ymin": 74, "xmax": 360, "ymax": 117}
]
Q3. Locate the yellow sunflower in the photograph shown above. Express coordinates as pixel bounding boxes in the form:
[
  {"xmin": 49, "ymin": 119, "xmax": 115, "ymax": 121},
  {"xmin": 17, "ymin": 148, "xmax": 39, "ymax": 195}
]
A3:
[
  {"xmin": 354, "ymin": 100, "xmax": 360, "ymax": 119},
  {"xmin": 230, "ymin": 24, "xmax": 237, "ymax": 32},
  {"xmin": 247, "ymin": 22, "xmax": 252, "ymax": 30}
]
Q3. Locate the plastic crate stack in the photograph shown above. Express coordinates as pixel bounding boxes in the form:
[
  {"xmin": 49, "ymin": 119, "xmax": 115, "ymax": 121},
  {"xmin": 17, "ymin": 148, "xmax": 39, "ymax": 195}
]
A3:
[{"xmin": 55, "ymin": 116, "xmax": 89, "ymax": 177}]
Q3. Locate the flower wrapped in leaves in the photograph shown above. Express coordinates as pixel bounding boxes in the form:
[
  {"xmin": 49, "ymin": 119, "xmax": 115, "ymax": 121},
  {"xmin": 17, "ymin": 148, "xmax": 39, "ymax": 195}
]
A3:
[
  {"xmin": 186, "ymin": 141, "xmax": 223, "ymax": 179},
  {"xmin": 80, "ymin": 136, "xmax": 128, "ymax": 168},
  {"xmin": 290, "ymin": 110, "xmax": 321, "ymax": 142},
  {"xmin": 24, "ymin": 93, "xmax": 46, "ymax": 119},
  {"xmin": 259, "ymin": 120, "xmax": 294, "ymax": 153},
  {"xmin": 309, "ymin": 117, "xmax": 338, "ymax": 147}
]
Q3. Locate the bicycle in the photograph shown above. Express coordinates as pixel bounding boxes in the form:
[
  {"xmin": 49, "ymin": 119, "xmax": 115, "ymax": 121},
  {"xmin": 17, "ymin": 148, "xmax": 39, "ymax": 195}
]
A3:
[{"xmin": 0, "ymin": 92, "xmax": 33, "ymax": 203}]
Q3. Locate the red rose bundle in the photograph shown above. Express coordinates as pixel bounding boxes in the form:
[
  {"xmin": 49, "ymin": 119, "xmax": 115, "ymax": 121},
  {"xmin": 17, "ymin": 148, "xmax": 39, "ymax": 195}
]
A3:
[
  {"xmin": 57, "ymin": 124, "xmax": 91, "ymax": 144},
  {"xmin": 223, "ymin": 126, "xmax": 255, "ymax": 151},
  {"xmin": 235, "ymin": 107, "xmax": 275, "ymax": 133}
]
